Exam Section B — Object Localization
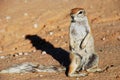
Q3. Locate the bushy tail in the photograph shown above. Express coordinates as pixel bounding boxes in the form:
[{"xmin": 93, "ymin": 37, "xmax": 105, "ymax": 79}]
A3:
[{"xmin": 0, "ymin": 62, "xmax": 66, "ymax": 73}]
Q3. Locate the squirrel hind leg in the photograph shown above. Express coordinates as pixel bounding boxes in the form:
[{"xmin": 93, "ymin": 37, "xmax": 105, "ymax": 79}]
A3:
[
  {"xmin": 68, "ymin": 53, "xmax": 88, "ymax": 77},
  {"xmin": 85, "ymin": 54, "xmax": 102, "ymax": 73},
  {"xmin": 84, "ymin": 53, "xmax": 99, "ymax": 69},
  {"xmin": 68, "ymin": 63, "xmax": 88, "ymax": 77}
]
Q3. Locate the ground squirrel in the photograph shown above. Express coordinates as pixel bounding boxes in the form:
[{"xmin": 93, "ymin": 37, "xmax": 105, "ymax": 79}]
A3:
[{"xmin": 68, "ymin": 8, "xmax": 102, "ymax": 77}]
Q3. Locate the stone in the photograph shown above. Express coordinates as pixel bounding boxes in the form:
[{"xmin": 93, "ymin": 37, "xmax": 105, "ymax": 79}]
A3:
[
  {"xmin": 33, "ymin": 23, "xmax": 38, "ymax": 28},
  {"xmin": 6, "ymin": 16, "xmax": 11, "ymax": 20},
  {"xmin": 24, "ymin": 52, "xmax": 29, "ymax": 55},
  {"xmin": 41, "ymin": 51, "xmax": 47, "ymax": 55},
  {"xmin": 49, "ymin": 31, "xmax": 53, "ymax": 35},
  {"xmin": 24, "ymin": 13, "xmax": 28, "ymax": 16},
  {"xmin": 0, "ymin": 56, "xmax": 5, "ymax": 59},
  {"xmin": 117, "ymin": 36, "xmax": 120, "ymax": 41},
  {"xmin": 32, "ymin": 50, "xmax": 36, "ymax": 52},
  {"xmin": 39, "ymin": 75, "xmax": 43, "ymax": 77},
  {"xmin": 15, "ymin": 54, "xmax": 19, "ymax": 57},
  {"xmin": 18, "ymin": 52, "xmax": 24, "ymax": 56},
  {"xmin": 102, "ymin": 37, "xmax": 106, "ymax": 41}
]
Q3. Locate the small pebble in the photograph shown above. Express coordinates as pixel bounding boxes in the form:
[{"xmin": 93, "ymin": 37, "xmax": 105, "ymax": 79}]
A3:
[
  {"xmin": 117, "ymin": 36, "xmax": 120, "ymax": 41},
  {"xmin": 55, "ymin": 40, "xmax": 58, "ymax": 42},
  {"xmin": 20, "ymin": 73, "xmax": 24, "ymax": 75},
  {"xmin": 32, "ymin": 50, "xmax": 36, "ymax": 52},
  {"xmin": 41, "ymin": 51, "xmax": 47, "ymax": 55},
  {"xmin": 76, "ymin": 77, "xmax": 79, "ymax": 80},
  {"xmin": 24, "ymin": 13, "xmax": 28, "ymax": 16},
  {"xmin": 24, "ymin": 0, "xmax": 28, "ymax": 3},
  {"xmin": 6, "ymin": 16, "xmax": 11, "ymax": 20},
  {"xmin": 0, "ymin": 51, "xmax": 2, "ymax": 53},
  {"xmin": 33, "ymin": 23, "xmax": 38, "ymax": 28},
  {"xmin": 102, "ymin": 37, "xmax": 106, "ymax": 41},
  {"xmin": 39, "ymin": 75, "xmax": 43, "ymax": 77},
  {"xmin": 22, "ymin": 35, "xmax": 25, "ymax": 38},
  {"xmin": 49, "ymin": 31, "xmax": 53, "ymax": 35},
  {"xmin": 0, "ymin": 56, "xmax": 5, "ymax": 59},
  {"xmin": 12, "ymin": 48, "xmax": 16, "ymax": 50},
  {"xmin": 60, "ymin": 36, "xmax": 64, "ymax": 38},
  {"xmin": 15, "ymin": 54, "xmax": 19, "ymax": 57},
  {"xmin": 18, "ymin": 52, "xmax": 24, "ymax": 56},
  {"xmin": 24, "ymin": 52, "xmax": 29, "ymax": 55}
]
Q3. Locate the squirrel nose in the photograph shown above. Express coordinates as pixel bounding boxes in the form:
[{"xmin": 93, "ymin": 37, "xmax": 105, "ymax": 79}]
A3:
[
  {"xmin": 71, "ymin": 16, "xmax": 75, "ymax": 22},
  {"xmin": 71, "ymin": 16, "xmax": 74, "ymax": 20}
]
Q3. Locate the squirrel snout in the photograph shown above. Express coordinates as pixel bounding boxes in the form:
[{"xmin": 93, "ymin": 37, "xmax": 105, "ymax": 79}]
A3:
[
  {"xmin": 71, "ymin": 16, "xmax": 75, "ymax": 22},
  {"xmin": 71, "ymin": 16, "xmax": 74, "ymax": 20}
]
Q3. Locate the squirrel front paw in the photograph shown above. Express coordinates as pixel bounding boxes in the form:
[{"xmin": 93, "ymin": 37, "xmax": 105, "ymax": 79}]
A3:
[{"xmin": 80, "ymin": 43, "xmax": 86, "ymax": 49}]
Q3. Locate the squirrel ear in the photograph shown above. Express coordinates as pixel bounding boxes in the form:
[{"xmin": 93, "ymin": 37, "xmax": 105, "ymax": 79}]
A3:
[{"xmin": 83, "ymin": 10, "xmax": 86, "ymax": 15}]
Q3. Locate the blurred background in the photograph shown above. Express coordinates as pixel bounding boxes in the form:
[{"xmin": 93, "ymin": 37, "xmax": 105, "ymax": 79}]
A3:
[{"xmin": 0, "ymin": 0, "xmax": 120, "ymax": 80}]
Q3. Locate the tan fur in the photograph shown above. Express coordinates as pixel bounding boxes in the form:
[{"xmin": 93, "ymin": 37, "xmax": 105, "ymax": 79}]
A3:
[{"xmin": 70, "ymin": 8, "xmax": 84, "ymax": 15}]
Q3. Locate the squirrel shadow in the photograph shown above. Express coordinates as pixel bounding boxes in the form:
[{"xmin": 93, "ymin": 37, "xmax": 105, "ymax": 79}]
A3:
[{"xmin": 25, "ymin": 35, "xmax": 70, "ymax": 69}]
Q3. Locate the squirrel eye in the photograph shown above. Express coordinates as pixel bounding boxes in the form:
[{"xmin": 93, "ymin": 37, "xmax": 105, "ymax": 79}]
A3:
[{"xmin": 79, "ymin": 11, "xmax": 83, "ymax": 14}]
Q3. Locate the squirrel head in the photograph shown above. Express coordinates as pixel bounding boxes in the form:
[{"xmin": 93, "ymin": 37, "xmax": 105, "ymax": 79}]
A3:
[{"xmin": 70, "ymin": 8, "xmax": 86, "ymax": 22}]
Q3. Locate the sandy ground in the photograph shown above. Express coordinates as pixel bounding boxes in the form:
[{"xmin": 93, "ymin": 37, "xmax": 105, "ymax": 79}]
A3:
[{"xmin": 0, "ymin": 0, "xmax": 120, "ymax": 80}]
